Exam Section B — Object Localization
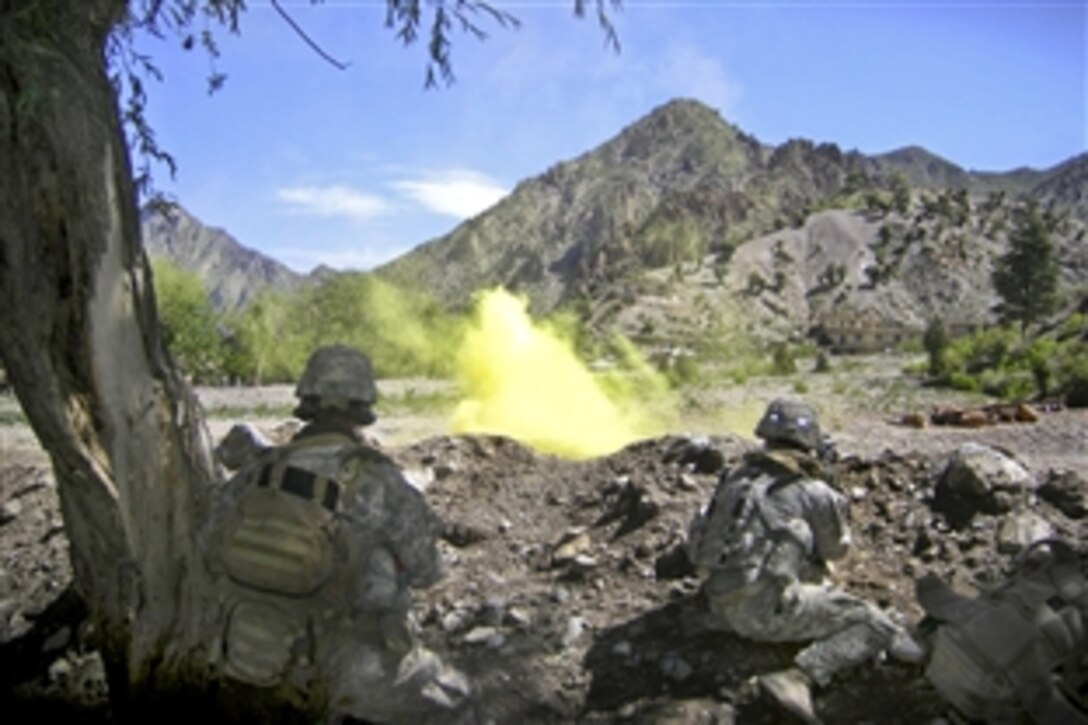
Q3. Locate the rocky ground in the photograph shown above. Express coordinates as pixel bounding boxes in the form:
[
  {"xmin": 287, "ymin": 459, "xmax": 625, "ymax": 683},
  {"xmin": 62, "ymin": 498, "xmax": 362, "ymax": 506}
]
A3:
[{"xmin": 1, "ymin": 376, "xmax": 1086, "ymax": 723}]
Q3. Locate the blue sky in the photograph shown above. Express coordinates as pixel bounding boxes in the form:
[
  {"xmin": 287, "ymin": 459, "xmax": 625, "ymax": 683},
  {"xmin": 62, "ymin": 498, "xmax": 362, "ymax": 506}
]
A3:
[{"xmin": 134, "ymin": 1, "xmax": 1086, "ymax": 273}]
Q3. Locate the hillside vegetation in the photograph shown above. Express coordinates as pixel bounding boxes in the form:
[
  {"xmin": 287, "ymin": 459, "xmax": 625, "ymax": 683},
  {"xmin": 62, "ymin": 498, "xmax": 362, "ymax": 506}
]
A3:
[
  {"xmin": 145, "ymin": 98, "xmax": 1088, "ymax": 407},
  {"xmin": 376, "ymin": 99, "xmax": 1087, "ymax": 326}
]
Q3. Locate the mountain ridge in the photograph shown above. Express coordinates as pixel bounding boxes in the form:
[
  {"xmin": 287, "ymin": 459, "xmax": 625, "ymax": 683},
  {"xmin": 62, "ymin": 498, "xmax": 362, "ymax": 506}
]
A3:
[
  {"xmin": 142, "ymin": 205, "xmax": 308, "ymax": 311},
  {"xmin": 144, "ymin": 98, "xmax": 1087, "ymax": 350},
  {"xmin": 375, "ymin": 98, "xmax": 1084, "ymax": 322}
]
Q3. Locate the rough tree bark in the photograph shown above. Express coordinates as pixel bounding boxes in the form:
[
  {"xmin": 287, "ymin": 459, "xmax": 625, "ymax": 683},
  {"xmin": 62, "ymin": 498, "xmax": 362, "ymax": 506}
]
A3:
[{"xmin": 0, "ymin": 0, "xmax": 220, "ymax": 711}]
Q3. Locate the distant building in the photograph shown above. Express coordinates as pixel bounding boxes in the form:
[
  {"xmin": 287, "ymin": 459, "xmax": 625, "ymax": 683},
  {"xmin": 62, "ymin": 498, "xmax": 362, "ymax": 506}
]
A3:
[{"xmin": 811, "ymin": 308, "xmax": 918, "ymax": 354}]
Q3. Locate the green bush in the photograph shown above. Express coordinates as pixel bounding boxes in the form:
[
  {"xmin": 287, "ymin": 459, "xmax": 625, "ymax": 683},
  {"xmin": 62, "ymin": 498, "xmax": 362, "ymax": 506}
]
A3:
[
  {"xmin": 947, "ymin": 371, "xmax": 980, "ymax": 392},
  {"xmin": 152, "ymin": 259, "xmax": 226, "ymax": 382},
  {"xmin": 728, "ymin": 367, "xmax": 751, "ymax": 385},
  {"xmin": 770, "ymin": 344, "xmax": 797, "ymax": 375},
  {"xmin": 943, "ymin": 326, "xmax": 1017, "ymax": 375},
  {"xmin": 1057, "ymin": 312, "xmax": 1086, "ymax": 341},
  {"xmin": 665, "ymin": 355, "xmax": 701, "ymax": 388},
  {"xmin": 1055, "ymin": 343, "xmax": 1088, "ymax": 407},
  {"xmin": 1020, "ymin": 338, "xmax": 1057, "ymax": 397},
  {"xmin": 978, "ymin": 369, "xmax": 1033, "ymax": 401},
  {"xmin": 923, "ymin": 317, "xmax": 949, "ymax": 377},
  {"xmin": 933, "ymin": 322, "xmax": 1088, "ymax": 404},
  {"xmin": 220, "ymin": 274, "xmax": 467, "ymax": 384}
]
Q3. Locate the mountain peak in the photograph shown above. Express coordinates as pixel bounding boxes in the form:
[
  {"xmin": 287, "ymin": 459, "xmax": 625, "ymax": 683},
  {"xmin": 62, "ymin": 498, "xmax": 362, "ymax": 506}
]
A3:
[
  {"xmin": 648, "ymin": 97, "xmax": 722, "ymax": 120},
  {"xmin": 142, "ymin": 204, "xmax": 305, "ymax": 311},
  {"xmin": 379, "ymin": 94, "xmax": 1087, "ymax": 322},
  {"xmin": 620, "ymin": 97, "xmax": 733, "ymax": 139},
  {"xmin": 874, "ymin": 145, "xmax": 973, "ymax": 189},
  {"xmin": 879, "ymin": 145, "xmax": 956, "ymax": 166}
]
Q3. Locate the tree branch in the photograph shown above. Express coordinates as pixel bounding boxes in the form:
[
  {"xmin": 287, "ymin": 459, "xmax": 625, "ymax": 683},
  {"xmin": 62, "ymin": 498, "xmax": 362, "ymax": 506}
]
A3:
[{"xmin": 270, "ymin": 0, "xmax": 350, "ymax": 71}]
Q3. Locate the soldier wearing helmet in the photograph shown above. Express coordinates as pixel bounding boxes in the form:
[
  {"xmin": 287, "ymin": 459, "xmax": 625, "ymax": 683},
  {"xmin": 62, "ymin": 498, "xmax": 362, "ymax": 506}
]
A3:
[
  {"xmin": 754, "ymin": 398, "xmax": 823, "ymax": 452},
  {"xmin": 202, "ymin": 345, "xmax": 474, "ymax": 723},
  {"xmin": 293, "ymin": 343, "xmax": 379, "ymax": 426},
  {"xmin": 687, "ymin": 399, "xmax": 921, "ymax": 723}
]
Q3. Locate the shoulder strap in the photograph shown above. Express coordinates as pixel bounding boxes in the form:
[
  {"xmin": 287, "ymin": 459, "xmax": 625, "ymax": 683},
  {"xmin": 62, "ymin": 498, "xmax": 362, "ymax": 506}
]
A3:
[
  {"xmin": 336, "ymin": 439, "xmax": 396, "ymax": 467},
  {"xmin": 748, "ymin": 475, "xmax": 781, "ymax": 527},
  {"xmin": 252, "ymin": 439, "xmax": 344, "ymax": 514}
]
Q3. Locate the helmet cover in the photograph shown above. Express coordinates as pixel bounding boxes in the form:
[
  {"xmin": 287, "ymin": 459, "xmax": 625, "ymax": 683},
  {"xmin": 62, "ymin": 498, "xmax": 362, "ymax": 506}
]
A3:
[
  {"xmin": 295, "ymin": 344, "xmax": 377, "ymax": 408},
  {"xmin": 754, "ymin": 399, "xmax": 821, "ymax": 451}
]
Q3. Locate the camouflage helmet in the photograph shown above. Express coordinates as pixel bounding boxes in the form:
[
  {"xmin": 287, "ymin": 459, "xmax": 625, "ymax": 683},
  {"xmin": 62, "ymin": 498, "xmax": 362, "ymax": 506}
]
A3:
[
  {"xmin": 754, "ymin": 399, "xmax": 821, "ymax": 451},
  {"xmin": 295, "ymin": 344, "xmax": 377, "ymax": 411}
]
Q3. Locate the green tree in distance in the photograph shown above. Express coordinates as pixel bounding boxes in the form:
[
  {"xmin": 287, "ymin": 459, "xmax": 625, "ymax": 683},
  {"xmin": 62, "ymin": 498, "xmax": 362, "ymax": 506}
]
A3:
[
  {"xmin": 151, "ymin": 259, "xmax": 223, "ymax": 381},
  {"xmin": 923, "ymin": 316, "xmax": 949, "ymax": 378},
  {"xmin": 889, "ymin": 171, "xmax": 911, "ymax": 214},
  {"xmin": 291, "ymin": 272, "xmax": 463, "ymax": 377},
  {"xmin": 223, "ymin": 289, "xmax": 301, "ymax": 384},
  {"xmin": 992, "ymin": 200, "xmax": 1061, "ymax": 337}
]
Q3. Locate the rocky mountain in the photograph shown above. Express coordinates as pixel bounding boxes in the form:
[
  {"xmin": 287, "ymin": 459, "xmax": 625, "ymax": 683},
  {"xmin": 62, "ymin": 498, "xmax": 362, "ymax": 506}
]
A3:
[
  {"xmin": 872, "ymin": 146, "xmax": 978, "ymax": 190},
  {"xmin": 141, "ymin": 205, "xmax": 306, "ymax": 311},
  {"xmin": 377, "ymin": 99, "xmax": 1086, "ymax": 346},
  {"xmin": 1031, "ymin": 152, "xmax": 1088, "ymax": 219},
  {"xmin": 145, "ymin": 98, "xmax": 1086, "ymax": 351}
]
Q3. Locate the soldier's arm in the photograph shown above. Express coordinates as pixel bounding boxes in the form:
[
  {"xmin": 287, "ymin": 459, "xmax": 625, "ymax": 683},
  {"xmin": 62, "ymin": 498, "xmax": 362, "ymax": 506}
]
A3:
[
  {"xmin": 374, "ymin": 463, "xmax": 445, "ymax": 589},
  {"xmin": 805, "ymin": 481, "xmax": 851, "ymax": 562}
]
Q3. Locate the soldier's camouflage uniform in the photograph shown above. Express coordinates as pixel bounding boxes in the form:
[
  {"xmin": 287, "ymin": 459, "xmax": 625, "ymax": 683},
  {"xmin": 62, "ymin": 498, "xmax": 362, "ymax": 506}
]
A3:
[
  {"xmin": 688, "ymin": 447, "xmax": 907, "ymax": 686},
  {"xmin": 202, "ymin": 423, "xmax": 470, "ymax": 723}
]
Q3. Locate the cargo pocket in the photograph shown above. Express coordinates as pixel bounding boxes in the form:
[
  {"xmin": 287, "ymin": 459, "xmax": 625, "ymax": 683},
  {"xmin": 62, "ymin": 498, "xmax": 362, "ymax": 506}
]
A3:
[{"xmin": 223, "ymin": 601, "xmax": 307, "ymax": 687}]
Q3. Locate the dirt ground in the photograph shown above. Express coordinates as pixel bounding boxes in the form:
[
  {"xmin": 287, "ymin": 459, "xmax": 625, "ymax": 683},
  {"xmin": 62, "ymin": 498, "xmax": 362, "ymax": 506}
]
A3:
[{"xmin": 1, "ymin": 370, "xmax": 1086, "ymax": 723}]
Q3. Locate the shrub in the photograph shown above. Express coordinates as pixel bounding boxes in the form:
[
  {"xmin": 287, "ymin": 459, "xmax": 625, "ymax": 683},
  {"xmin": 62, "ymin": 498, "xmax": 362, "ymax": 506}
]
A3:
[
  {"xmin": 770, "ymin": 344, "xmax": 797, "ymax": 375},
  {"xmin": 947, "ymin": 371, "xmax": 980, "ymax": 392},
  {"xmin": 943, "ymin": 326, "xmax": 1017, "ymax": 375},
  {"xmin": 1058, "ymin": 313, "xmax": 1086, "ymax": 341},
  {"xmin": 923, "ymin": 317, "xmax": 950, "ymax": 377},
  {"xmin": 978, "ymin": 369, "xmax": 1033, "ymax": 401},
  {"xmin": 666, "ymin": 355, "xmax": 701, "ymax": 388},
  {"xmin": 932, "ymin": 322, "xmax": 1087, "ymax": 404},
  {"xmin": 152, "ymin": 259, "xmax": 226, "ymax": 382},
  {"xmin": 1055, "ymin": 343, "xmax": 1088, "ymax": 407},
  {"xmin": 746, "ymin": 272, "xmax": 767, "ymax": 296}
]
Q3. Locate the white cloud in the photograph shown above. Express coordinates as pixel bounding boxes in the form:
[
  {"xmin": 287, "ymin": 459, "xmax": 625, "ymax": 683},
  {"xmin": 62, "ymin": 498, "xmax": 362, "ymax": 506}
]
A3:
[
  {"xmin": 276, "ymin": 185, "xmax": 391, "ymax": 221},
  {"xmin": 393, "ymin": 170, "xmax": 509, "ymax": 220}
]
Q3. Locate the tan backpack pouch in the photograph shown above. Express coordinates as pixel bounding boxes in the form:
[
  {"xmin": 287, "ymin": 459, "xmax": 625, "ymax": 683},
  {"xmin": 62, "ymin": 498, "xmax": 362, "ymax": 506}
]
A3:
[{"xmin": 223, "ymin": 600, "xmax": 307, "ymax": 687}]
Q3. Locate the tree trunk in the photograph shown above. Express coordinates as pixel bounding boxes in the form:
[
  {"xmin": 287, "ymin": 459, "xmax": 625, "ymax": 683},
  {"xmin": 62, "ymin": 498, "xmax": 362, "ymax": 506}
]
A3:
[{"xmin": 0, "ymin": 0, "xmax": 219, "ymax": 709}]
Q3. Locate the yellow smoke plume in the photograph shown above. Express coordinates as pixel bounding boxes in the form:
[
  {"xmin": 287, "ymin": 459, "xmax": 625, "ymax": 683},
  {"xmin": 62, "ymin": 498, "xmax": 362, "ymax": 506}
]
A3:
[{"xmin": 451, "ymin": 288, "xmax": 666, "ymax": 459}]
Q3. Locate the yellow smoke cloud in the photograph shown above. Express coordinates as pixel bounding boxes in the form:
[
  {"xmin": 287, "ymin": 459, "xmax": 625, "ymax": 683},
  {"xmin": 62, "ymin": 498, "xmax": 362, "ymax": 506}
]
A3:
[{"xmin": 451, "ymin": 289, "xmax": 665, "ymax": 459}]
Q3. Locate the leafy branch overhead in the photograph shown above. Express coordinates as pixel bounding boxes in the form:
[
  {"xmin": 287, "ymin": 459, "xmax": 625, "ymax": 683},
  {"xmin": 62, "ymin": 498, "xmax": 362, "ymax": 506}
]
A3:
[
  {"xmin": 271, "ymin": 0, "xmax": 351, "ymax": 71},
  {"xmin": 107, "ymin": 0, "xmax": 622, "ymax": 195}
]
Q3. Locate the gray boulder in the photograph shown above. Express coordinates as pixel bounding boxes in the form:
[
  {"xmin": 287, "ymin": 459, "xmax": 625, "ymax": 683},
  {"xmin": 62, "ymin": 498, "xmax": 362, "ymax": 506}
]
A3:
[
  {"xmin": 996, "ymin": 511, "xmax": 1055, "ymax": 554},
  {"xmin": 932, "ymin": 443, "xmax": 1036, "ymax": 526},
  {"xmin": 1038, "ymin": 470, "xmax": 1088, "ymax": 520}
]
